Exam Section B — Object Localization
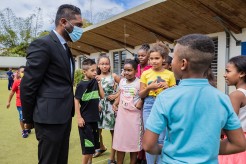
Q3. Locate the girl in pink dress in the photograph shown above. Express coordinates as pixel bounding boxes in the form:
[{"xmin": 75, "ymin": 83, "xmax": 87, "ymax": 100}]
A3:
[
  {"xmin": 112, "ymin": 59, "xmax": 143, "ymax": 164},
  {"xmin": 219, "ymin": 55, "xmax": 246, "ymax": 164}
]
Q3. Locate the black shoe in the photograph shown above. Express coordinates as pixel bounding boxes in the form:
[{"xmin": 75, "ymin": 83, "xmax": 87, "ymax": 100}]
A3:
[{"xmin": 25, "ymin": 129, "xmax": 31, "ymax": 134}]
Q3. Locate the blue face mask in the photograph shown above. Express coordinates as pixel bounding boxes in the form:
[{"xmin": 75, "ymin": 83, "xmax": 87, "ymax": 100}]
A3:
[{"xmin": 65, "ymin": 20, "xmax": 83, "ymax": 42}]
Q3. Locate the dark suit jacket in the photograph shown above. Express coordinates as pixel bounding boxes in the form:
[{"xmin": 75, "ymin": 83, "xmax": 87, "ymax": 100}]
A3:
[{"xmin": 20, "ymin": 30, "xmax": 75, "ymax": 124}]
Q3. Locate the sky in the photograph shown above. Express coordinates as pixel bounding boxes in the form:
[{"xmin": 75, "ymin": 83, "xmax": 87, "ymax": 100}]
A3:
[{"xmin": 0, "ymin": 0, "xmax": 149, "ymax": 31}]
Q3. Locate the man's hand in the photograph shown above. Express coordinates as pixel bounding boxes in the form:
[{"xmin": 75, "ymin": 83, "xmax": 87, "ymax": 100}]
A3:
[{"xmin": 77, "ymin": 117, "xmax": 85, "ymax": 127}]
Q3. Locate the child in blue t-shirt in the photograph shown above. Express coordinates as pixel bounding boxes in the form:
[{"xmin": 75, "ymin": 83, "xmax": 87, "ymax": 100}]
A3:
[
  {"xmin": 74, "ymin": 59, "xmax": 104, "ymax": 164},
  {"xmin": 143, "ymin": 34, "xmax": 246, "ymax": 163}
]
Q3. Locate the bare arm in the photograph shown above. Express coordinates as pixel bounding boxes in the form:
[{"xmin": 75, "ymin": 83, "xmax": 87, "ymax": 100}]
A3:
[
  {"xmin": 107, "ymin": 74, "xmax": 120, "ymax": 100},
  {"xmin": 229, "ymin": 91, "xmax": 244, "ymax": 115},
  {"xmin": 107, "ymin": 90, "xmax": 120, "ymax": 101},
  {"xmin": 112, "ymin": 73, "xmax": 121, "ymax": 84},
  {"xmin": 98, "ymin": 81, "xmax": 105, "ymax": 99},
  {"xmin": 139, "ymin": 82, "xmax": 150, "ymax": 98},
  {"xmin": 139, "ymin": 80, "xmax": 161, "ymax": 98},
  {"xmin": 135, "ymin": 99, "xmax": 143, "ymax": 110},
  {"xmin": 74, "ymin": 98, "xmax": 85, "ymax": 127},
  {"xmin": 112, "ymin": 91, "xmax": 120, "ymax": 112},
  {"xmin": 219, "ymin": 90, "xmax": 246, "ymax": 154},
  {"xmin": 6, "ymin": 91, "xmax": 15, "ymax": 109},
  {"xmin": 219, "ymin": 128, "xmax": 246, "ymax": 154},
  {"xmin": 143, "ymin": 129, "xmax": 162, "ymax": 155}
]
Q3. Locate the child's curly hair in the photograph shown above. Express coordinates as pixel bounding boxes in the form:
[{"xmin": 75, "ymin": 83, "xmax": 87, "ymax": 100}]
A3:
[{"xmin": 149, "ymin": 41, "xmax": 170, "ymax": 59}]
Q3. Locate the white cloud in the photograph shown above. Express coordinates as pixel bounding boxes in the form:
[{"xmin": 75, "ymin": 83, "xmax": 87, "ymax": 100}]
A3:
[{"xmin": 0, "ymin": 0, "xmax": 147, "ymax": 31}]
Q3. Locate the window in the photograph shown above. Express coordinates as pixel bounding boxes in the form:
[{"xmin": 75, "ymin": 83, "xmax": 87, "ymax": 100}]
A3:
[
  {"xmin": 121, "ymin": 51, "xmax": 126, "ymax": 71},
  {"xmin": 113, "ymin": 52, "xmax": 119, "ymax": 74},
  {"xmin": 211, "ymin": 38, "xmax": 218, "ymax": 85},
  {"xmin": 113, "ymin": 50, "xmax": 127, "ymax": 75},
  {"xmin": 78, "ymin": 55, "xmax": 88, "ymax": 69}
]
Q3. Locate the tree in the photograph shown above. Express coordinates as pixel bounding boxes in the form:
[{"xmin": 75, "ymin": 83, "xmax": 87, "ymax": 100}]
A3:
[
  {"xmin": 0, "ymin": 8, "xmax": 44, "ymax": 57},
  {"xmin": 38, "ymin": 30, "xmax": 50, "ymax": 38},
  {"xmin": 83, "ymin": 18, "xmax": 93, "ymax": 28}
]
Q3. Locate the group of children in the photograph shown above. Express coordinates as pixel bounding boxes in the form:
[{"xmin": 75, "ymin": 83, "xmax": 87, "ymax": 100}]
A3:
[
  {"xmin": 5, "ymin": 32, "xmax": 245, "ymax": 163},
  {"xmin": 73, "ymin": 33, "xmax": 246, "ymax": 164}
]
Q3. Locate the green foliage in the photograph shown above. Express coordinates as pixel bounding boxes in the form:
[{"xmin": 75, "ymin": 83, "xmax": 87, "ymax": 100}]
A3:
[
  {"xmin": 74, "ymin": 69, "xmax": 84, "ymax": 86},
  {"xmin": 38, "ymin": 31, "xmax": 50, "ymax": 38},
  {"xmin": 0, "ymin": 8, "xmax": 44, "ymax": 57},
  {"xmin": 83, "ymin": 19, "xmax": 93, "ymax": 28}
]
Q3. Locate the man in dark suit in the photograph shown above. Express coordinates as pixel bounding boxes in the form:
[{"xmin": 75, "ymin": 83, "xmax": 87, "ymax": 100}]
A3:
[{"xmin": 20, "ymin": 4, "xmax": 83, "ymax": 164}]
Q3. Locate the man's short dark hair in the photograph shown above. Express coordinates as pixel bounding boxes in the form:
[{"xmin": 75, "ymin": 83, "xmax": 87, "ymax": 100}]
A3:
[
  {"xmin": 82, "ymin": 59, "xmax": 96, "ymax": 70},
  {"xmin": 55, "ymin": 4, "xmax": 81, "ymax": 26},
  {"xmin": 176, "ymin": 34, "xmax": 215, "ymax": 73}
]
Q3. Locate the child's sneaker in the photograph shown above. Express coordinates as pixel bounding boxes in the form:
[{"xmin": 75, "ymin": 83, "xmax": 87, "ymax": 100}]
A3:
[{"xmin": 22, "ymin": 130, "xmax": 28, "ymax": 138}]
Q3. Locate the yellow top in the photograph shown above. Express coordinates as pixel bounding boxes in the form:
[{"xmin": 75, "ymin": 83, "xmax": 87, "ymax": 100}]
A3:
[{"xmin": 140, "ymin": 68, "xmax": 176, "ymax": 97}]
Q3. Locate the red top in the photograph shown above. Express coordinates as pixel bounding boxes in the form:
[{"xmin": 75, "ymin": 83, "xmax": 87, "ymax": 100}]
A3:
[
  {"xmin": 136, "ymin": 64, "xmax": 152, "ymax": 78},
  {"xmin": 12, "ymin": 79, "xmax": 21, "ymax": 107}
]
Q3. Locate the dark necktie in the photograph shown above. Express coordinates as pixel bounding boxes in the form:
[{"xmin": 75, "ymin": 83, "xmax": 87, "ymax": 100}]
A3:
[
  {"xmin": 64, "ymin": 43, "xmax": 72, "ymax": 61},
  {"xmin": 64, "ymin": 43, "xmax": 72, "ymax": 78}
]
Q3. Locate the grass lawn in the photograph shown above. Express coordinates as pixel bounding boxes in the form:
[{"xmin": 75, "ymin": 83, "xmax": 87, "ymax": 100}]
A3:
[{"xmin": 0, "ymin": 80, "xmax": 130, "ymax": 164}]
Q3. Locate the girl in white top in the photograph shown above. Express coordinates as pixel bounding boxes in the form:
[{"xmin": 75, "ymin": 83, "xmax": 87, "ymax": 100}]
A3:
[{"xmin": 219, "ymin": 55, "xmax": 246, "ymax": 164}]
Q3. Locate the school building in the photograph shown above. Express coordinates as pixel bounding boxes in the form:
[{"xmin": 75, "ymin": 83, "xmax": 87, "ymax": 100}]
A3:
[
  {"xmin": 0, "ymin": 57, "xmax": 26, "ymax": 69},
  {"xmin": 0, "ymin": 56, "xmax": 26, "ymax": 79},
  {"xmin": 69, "ymin": 0, "xmax": 246, "ymax": 94}
]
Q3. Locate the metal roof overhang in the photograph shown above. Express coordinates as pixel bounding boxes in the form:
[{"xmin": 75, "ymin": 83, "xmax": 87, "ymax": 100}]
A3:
[{"xmin": 69, "ymin": 0, "xmax": 246, "ymax": 56}]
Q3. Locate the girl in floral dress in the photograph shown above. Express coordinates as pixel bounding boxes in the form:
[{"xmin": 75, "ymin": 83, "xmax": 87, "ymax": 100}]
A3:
[{"xmin": 94, "ymin": 55, "xmax": 120, "ymax": 164}]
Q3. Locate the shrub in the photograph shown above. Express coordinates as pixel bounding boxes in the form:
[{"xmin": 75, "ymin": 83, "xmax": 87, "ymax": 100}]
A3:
[{"xmin": 74, "ymin": 69, "xmax": 84, "ymax": 86}]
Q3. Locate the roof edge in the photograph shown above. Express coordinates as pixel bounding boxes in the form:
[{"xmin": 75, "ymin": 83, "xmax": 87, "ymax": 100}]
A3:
[{"xmin": 83, "ymin": 0, "xmax": 166, "ymax": 32}]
